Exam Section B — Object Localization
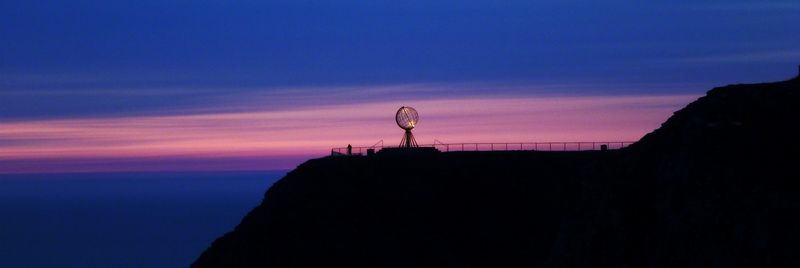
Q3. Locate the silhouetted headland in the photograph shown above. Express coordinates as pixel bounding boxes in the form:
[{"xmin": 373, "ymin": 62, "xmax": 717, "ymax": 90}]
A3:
[{"xmin": 193, "ymin": 73, "xmax": 800, "ymax": 267}]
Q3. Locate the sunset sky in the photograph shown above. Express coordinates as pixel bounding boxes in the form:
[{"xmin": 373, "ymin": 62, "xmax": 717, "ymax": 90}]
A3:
[{"xmin": 2, "ymin": 1, "xmax": 799, "ymax": 173}]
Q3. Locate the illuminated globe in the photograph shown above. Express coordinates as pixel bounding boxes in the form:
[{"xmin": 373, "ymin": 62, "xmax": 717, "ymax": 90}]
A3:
[
  {"xmin": 396, "ymin": 106, "xmax": 418, "ymax": 130},
  {"xmin": 395, "ymin": 106, "xmax": 419, "ymax": 147}
]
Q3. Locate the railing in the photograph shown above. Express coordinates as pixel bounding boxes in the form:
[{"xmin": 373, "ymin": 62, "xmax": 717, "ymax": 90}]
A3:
[{"xmin": 331, "ymin": 141, "xmax": 636, "ymax": 156}]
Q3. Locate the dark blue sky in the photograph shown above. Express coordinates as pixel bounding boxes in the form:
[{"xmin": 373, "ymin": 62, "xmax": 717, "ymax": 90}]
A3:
[{"xmin": 1, "ymin": 0, "xmax": 799, "ymax": 119}]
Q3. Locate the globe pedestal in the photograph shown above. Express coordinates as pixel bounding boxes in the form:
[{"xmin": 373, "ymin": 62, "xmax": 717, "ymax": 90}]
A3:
[{"xmin": 399, "ymin": 129, "xmax": 417, "ymax": 148}]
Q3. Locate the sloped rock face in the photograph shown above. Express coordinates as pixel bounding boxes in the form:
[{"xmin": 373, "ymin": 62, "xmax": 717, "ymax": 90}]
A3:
[
  {"xmin": 545, "ymin": 77, "xmax": 800, "ymax": 267},
  {"xmin": 193, "ymin": 77, "xmax": 800, "ymax": 267},
  {"xmin": 638, "ymin": 78, "xmax": 800, "ymax": 266},
  {"xmin": 192, "ymin": 151, "xmax": 621, "ymax": 267}
]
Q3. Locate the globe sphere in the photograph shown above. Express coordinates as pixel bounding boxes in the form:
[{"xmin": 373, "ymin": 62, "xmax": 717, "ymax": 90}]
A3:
[{"xmin": 396, "ymin": 106, "xmax": 418, "ymax": 130}]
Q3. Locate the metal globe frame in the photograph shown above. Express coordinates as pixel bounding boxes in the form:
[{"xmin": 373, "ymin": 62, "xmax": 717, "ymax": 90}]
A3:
[{"xmin": 396, "ymin": 106, "xmax": 419, "ymax": 147}]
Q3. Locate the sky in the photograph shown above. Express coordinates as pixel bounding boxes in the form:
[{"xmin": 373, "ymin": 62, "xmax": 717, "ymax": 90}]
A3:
[{"xmin": 1, "ymin": 0, "xmax": 799, "ymax": 173}]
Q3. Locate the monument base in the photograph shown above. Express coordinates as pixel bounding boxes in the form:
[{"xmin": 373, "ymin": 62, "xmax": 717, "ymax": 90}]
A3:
[{"xmin": 376, "ymin": 147, "xmax": 440, "ymax": 156}]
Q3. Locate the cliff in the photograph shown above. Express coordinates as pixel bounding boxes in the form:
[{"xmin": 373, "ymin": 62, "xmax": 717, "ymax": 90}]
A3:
[{"xmin": 193, "ymin": 76, "xmax": 800, "ymax": 267}]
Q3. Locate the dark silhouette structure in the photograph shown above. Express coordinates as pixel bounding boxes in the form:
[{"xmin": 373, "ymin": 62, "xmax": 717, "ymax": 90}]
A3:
[
  {"xmin": 193, "ymin": 74, "xmax": 800, "ymax": 267},
  {"xmin": 396, "ymin": 106, "xmax": 418, "ymax": 147}
]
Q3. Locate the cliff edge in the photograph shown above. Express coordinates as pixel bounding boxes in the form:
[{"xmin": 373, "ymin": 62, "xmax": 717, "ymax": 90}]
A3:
[{"xmin": 193, "ymin": 76, "xmax": 800, "ymax": 267}]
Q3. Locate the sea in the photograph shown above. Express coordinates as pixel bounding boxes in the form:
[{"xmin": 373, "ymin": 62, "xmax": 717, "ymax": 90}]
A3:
[{"xmin": 0, "ymin": 170, "xmax": 287, "ymax": 268}]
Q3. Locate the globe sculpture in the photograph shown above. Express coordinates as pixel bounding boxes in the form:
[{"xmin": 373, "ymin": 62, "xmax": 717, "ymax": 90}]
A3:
[{"xmin": 396, "ymin": 106, "xmax": 419, "ymax": 147}]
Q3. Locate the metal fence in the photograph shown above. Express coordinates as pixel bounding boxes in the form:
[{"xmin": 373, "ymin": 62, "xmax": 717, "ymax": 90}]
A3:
[{"xmin": 331, "ymin": 141, "xmax": 636, "ymax": 156}]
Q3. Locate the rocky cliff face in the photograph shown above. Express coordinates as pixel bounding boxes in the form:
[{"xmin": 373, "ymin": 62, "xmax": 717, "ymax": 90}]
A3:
[
  {"xmin": 193, "ymin": 76, "xmax": 800, "ymax": 267},
  {"xmin": 547, "ymin": 76, "xmax": 800, "ymax": 267}
]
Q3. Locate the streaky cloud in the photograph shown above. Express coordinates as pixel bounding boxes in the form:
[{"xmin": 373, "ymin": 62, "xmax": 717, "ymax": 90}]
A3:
[
  {"xmin": 0, "ymin": 94, "xmax": 700, "ymax": 173},
  {"xmin": 664, "ymin": 50, "xmax": 800, "ymax": 64},
  {"xmin": 689, "ymin": 2, "xmax": 800, "ymax": 10}
]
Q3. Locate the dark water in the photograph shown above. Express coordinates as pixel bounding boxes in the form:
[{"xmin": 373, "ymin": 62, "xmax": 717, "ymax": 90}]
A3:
[{"xmin": 0, "ymin": 170, "xmax": 287, "ymax": 268}]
